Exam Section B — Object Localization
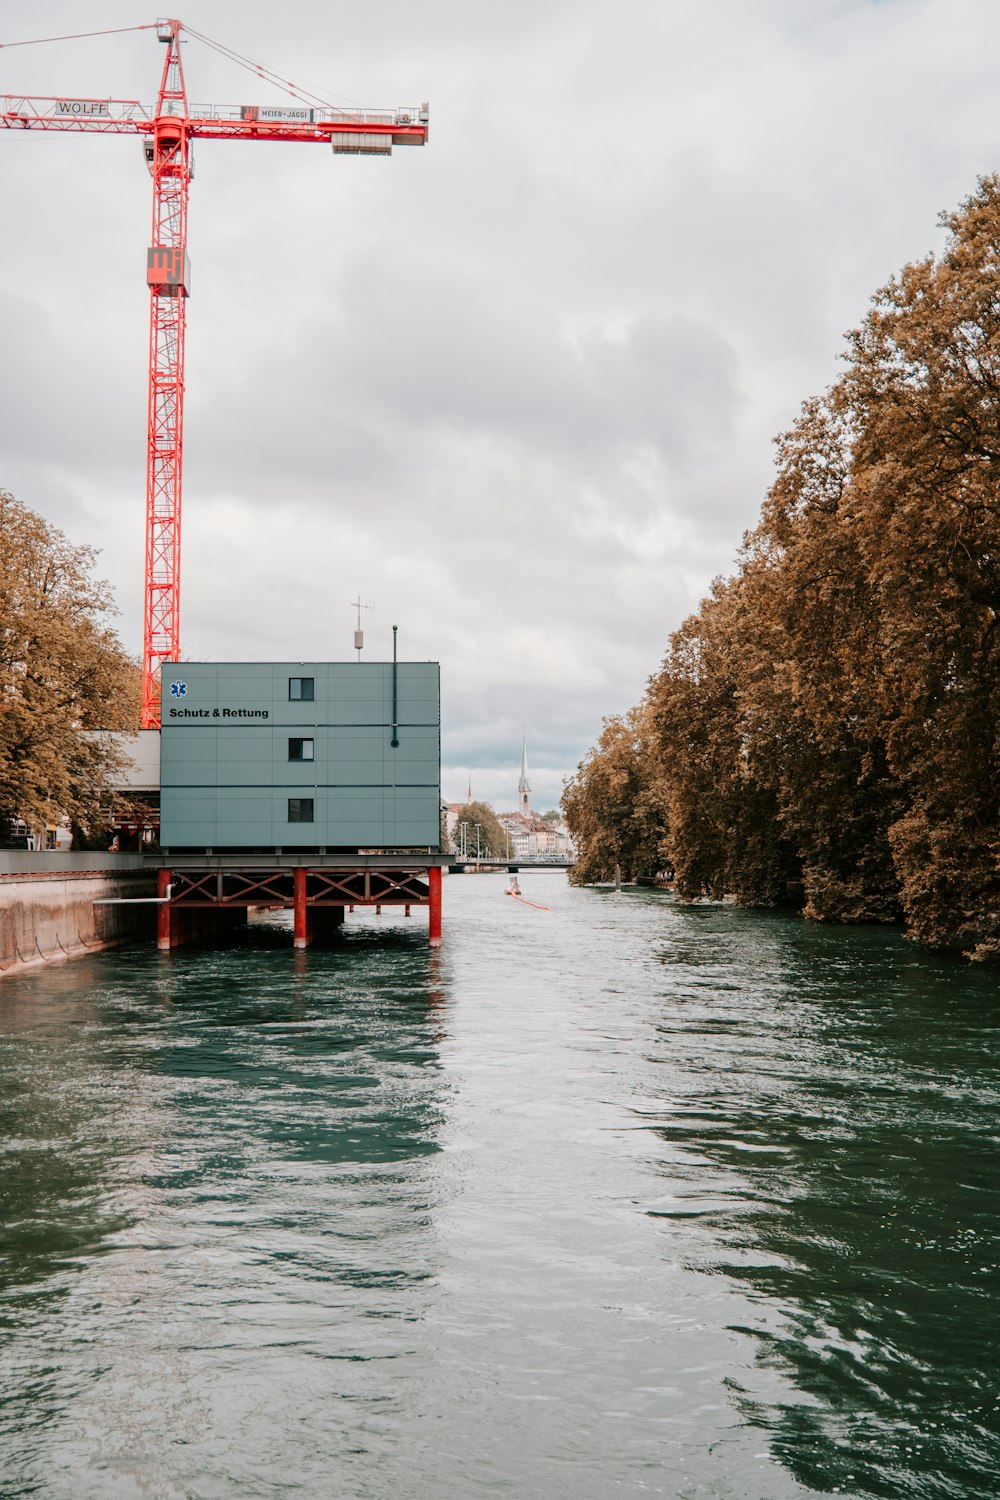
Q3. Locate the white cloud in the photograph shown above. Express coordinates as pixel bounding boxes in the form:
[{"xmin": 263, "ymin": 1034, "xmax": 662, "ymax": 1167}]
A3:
[{"xmin": 2, "ymin": 0, "xmax": 995, "ymax": 808}]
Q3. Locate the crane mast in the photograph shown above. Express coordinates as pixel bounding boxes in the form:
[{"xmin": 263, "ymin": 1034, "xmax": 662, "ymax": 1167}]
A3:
[
  {"xmin": 144, "ymin": 19, "xmax": 191, "ymax": 729},
  {"xmin": 0, "ymin": 20, "xmax": 429, "ymax": 729}
]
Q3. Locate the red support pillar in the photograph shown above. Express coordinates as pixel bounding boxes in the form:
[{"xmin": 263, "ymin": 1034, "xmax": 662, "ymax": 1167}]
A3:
[
  {"xmin": 157, "ymin": 867, "xmax": 172, "ymax": 951},
  {"xmin": 293, "ymin": 867, "xmax": 309, "ymax": 949},
  {"xmin": 428, "ymin": 865, "xmax": 442, "ymax": 948}
]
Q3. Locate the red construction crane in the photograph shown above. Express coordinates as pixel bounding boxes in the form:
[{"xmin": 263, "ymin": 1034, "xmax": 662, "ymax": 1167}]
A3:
[{"xmin": 1, "ymin": 19, "xmax": 429, "ymax": 727}]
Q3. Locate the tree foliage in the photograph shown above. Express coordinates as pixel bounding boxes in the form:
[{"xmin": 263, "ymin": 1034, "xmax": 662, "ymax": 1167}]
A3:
[
  {"xmin": 452, "ymin": 800, "xmax": 509, "ymax": 858},
  {"xmin": 562, "ymin": 704, "xmax": 668, "ymax": 884},
  {"xmin": 565, "ymin": 177, "xmax": 1000, "ymax": 957},
  {"xmin": 0, "ymin": 492, "xmax": 140, "ymax": 839}
]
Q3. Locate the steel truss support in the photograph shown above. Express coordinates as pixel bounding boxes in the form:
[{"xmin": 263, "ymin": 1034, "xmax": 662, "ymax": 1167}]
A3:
[{"xmin": 157, "ymin": 865, "xmax": 441, "ymax": 948}]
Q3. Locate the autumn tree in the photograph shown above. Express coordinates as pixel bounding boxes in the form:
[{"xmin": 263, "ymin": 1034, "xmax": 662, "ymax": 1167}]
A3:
[
  {"xmin": 562, "ymin": 704, "xmax": 668, "ymax": 884},
  {"xmin": 646, "ymin": 577, "xmax": 802, "ymax": 906},
  {"xmin": 452, "ymin": 800, "xmax": 509, "ymax": 859},
  {"xmin": 732, "ymin": 398, "xmax": 904, "ymax": 921},
  {"xmin": 569, "ymin": 176, "xmax": 1000, "ymax": 956},
  {"xmin": 837, "ymin": 178, "xmax": 1000, "ymax": 955},
  {"xmin": 0, "ymin": 491, "xmax": 140, "ymax": 841}
]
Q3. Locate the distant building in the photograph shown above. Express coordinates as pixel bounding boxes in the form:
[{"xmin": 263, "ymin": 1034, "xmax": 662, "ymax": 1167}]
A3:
[
  {"xmin": 444, "ymin": 744, "xmax": 576, "ymax": 862},
  {"xmin": 6, "ymin": 818, "xmax": 72, "ymax": 852},
  {"xmin": 496, "ymin": 741, "xmax": 576, "ymax": 862}
]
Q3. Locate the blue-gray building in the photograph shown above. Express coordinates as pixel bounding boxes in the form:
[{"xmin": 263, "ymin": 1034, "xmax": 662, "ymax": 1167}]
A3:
[{"xmin": 159, "ymin": 661, "xmax": 440, "ymax": 850}]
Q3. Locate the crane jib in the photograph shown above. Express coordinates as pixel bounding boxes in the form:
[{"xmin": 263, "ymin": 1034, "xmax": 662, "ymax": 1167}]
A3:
[{"xmin": 1, "ymin": 98, "xmax": 430, "ymax": 145}]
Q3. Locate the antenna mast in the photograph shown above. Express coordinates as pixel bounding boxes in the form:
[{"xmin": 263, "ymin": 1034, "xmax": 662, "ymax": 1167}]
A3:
[{"xmin": 351, "ymin": 596, "xmax": 373, "ymax": 660}]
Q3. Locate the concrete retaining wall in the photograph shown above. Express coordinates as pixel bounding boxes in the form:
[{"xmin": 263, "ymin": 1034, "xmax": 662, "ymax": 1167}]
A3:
[
  {"xmin": 0, "ymin": 870, "xmax": 157, "ymax": 976},
  {"xmin": 0, "ymin": 852, "xmax": 147, "ymax": 875}
]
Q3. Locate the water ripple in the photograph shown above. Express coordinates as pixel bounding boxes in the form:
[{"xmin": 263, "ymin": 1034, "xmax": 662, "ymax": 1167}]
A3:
[{"xmin": 1, "ymin": 878, "xmax": 998, "ymax": 1497}]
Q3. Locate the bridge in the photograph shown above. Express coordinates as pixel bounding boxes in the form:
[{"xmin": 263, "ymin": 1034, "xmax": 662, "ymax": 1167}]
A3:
[{"xmin": 449, "ymin": 860, "xmax": 574, "ymax": 873}]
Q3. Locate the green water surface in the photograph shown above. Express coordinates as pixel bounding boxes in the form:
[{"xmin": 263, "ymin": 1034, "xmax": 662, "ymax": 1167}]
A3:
[{"xmin": 1, "ymin": 876, "xmax": 997, "ymax": 1498}]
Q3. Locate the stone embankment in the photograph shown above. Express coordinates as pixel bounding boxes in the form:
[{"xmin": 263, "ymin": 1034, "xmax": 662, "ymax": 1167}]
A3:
[{"xmin": 0, "ymin": 854, "xmax": 157, "ymax": 976}]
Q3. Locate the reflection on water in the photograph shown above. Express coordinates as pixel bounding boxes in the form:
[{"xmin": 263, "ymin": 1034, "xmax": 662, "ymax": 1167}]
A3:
[{"xmin": 0, "ymin": 881, "xmax": 997, "ymax": 1498}]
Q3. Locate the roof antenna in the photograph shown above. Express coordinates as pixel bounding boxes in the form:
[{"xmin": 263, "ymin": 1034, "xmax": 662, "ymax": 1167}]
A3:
[{"xmin": 351, "ymin": 595, "xmax": 373, "ymax": 660}]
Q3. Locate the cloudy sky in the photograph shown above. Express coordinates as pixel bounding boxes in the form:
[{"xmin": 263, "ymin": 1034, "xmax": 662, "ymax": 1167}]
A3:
[{"xmin": 2, "ymin": 0, "xmax": 997, "ymax": 810}]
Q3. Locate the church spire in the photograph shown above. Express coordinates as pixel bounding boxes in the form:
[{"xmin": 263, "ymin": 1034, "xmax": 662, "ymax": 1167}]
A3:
[{"xmin": 518, "ymin": 738, "xmax": 531, "ymax": 818}]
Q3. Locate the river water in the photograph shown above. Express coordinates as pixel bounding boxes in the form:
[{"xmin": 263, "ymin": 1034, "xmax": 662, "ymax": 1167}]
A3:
[{"xmin": 1, "ymin": 874, "xmax": 998, "ymax": 1499}]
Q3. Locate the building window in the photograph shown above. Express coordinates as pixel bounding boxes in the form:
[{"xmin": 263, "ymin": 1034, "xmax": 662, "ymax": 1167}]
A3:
[
  {"xmin": 288, "ymin": 737, "xmax": 314, "ymax": 761},
  {"xmin": 289, "ymin": 676, "xmax": 314, "ymax": 701},
  {"xmin": 288, "ymin": 797, "xmax": 314, "ymax": 823}
]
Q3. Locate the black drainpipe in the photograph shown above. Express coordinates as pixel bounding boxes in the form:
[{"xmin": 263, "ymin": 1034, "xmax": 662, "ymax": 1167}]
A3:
[{"xmin": 391, "ymin": 625, "xmax": 399, "ymax": 747}]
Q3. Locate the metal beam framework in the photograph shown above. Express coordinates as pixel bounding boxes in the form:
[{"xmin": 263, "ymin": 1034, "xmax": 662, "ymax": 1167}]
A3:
[
  {"xmin": 155, "ymin": 862, "xmax": 442, "ymax": 948},
  {"xmin": 167, "ymin": 867, "xmax": 431, "ymax": 908}
]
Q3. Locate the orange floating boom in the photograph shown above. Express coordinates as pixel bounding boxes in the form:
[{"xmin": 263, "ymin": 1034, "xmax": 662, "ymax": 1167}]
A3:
[{"xmin": 505, "ymin": 891, "xmax": 551, "ymax": 911}]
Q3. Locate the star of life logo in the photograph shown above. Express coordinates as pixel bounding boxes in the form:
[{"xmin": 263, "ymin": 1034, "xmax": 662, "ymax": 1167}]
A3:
[{"xmin": 169, "ymin": 680, "xmax": 187, "ymax": 698}]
